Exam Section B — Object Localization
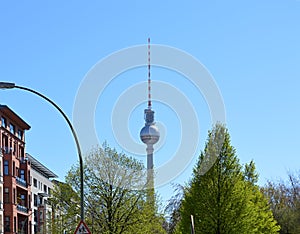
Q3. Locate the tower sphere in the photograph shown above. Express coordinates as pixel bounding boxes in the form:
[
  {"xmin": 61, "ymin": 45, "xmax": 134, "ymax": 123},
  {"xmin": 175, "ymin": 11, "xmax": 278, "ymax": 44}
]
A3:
[{"xmin": 140, "ymin": 124, "xmax": 160, "ymax": 145}]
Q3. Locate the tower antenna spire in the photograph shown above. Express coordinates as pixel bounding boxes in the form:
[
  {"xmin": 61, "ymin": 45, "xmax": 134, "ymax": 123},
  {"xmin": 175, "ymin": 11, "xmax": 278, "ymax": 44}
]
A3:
[{"xmin": 148, "ymin": 37, "xmax": 152, "ymax": 109}]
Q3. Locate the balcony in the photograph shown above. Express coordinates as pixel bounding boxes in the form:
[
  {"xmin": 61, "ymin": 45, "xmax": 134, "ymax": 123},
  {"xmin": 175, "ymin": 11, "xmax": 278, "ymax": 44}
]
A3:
[
  {"xmin": 17, "ymin": 204, "xmax": 28, "ymax": 213},
  {"xmin": 20, "ymin": 157, "xmax": 27, "ymax": 164},
  {"xmin": 16, "ymin": 177, "xmax": 27, "ymax": 187},
  {"xmin": 2, "ymin": 147, "xmax": 12, "ymax": 154}
]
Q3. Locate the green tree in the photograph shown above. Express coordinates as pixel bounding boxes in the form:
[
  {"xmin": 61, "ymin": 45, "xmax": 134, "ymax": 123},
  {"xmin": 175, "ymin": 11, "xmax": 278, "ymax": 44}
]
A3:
[
  {"xmin": 178, "ymin": 124, "xmax": 279, "ymax": 234},
  {"xmin": 50, "ymin": 143, "xmax": 165, "ymax": 234},
  {"xmin": 48, "ymin": 180, "xmax": 80, "ymax": 233},
  {"xmin": 164, "ymin": 184, "xmax": 185, "ymax": 234},
  {"xmin": 262, "ymin": 173, "xmax": 300, "ymax": 233},
  {"xmin": 244, "ymin": 160, "xmax": 258, "ymax": 184}
]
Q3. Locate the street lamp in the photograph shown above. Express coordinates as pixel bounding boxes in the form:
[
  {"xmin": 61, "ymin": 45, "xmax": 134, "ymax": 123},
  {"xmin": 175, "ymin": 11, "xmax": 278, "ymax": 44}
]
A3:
[{"xmin": 0, "ymin": 82, "xmax": 85, "ymax": 221}]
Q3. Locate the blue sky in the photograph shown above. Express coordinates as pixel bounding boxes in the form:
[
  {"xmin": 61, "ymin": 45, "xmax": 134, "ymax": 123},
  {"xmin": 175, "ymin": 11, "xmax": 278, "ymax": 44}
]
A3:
[{"xmin": 1, "ymin": 0, "xmax": 300, "ymax": 205}]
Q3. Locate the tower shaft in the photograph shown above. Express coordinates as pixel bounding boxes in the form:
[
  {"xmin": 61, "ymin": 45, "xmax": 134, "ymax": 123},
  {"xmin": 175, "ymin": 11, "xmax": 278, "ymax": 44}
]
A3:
[
  {"xmin": 140, "ymin": 38, "xmax": 159, "ymax": 206},
  {"xmin": 146, "ymin": 144, "xmax": 154, "ymax": 193},
  {"xmin": 146, "ymin": 144, "xmax": 155, "ymax": 207},
  {"xmin": 146, "ymin": 144, "xmax": 154, "ymax": 170}
]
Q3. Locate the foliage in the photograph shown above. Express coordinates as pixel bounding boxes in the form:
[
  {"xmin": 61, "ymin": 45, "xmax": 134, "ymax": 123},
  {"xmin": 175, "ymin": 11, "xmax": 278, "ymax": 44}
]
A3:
[
  {"xmin": 48, "ymin": 180, "xmax": 80, "ymax": 233},
  {"xmin": 177, "ymin": 124, "xmax": 280, "ymax": 233},
  {"xmin": 262, "ymin": 172, "xmax": 300, "ymax": 233},
  {"xmin": 164, "ymin": 184, "xmax": 185, "ymax": 234},
  {"xmin": 49, "ymin": 143, "xmax": 165, "ymax": 234}
]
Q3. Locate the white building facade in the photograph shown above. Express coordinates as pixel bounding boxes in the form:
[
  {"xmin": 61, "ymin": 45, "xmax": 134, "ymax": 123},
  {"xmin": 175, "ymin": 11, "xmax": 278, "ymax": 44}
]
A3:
[{"xmin": 27, "ymin": 153, "xmax": 57, "ymax": 234}]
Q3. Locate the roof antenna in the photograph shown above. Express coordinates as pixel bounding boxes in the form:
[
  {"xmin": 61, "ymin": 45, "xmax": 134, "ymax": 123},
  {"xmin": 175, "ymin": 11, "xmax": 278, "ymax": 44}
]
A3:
[{"xmin": 148, "ymin": 37, "xmax": 152, "ymax": 109}]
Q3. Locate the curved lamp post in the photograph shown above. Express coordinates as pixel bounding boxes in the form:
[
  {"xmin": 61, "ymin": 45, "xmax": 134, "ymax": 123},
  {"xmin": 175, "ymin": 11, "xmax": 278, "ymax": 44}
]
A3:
[{"xmin": 0, "ymin": 82, "xmax": 84, "ymax": 221}]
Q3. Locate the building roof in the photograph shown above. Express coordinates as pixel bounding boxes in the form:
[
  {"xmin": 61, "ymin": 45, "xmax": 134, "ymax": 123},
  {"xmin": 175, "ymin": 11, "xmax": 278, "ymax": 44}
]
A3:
[
  {"xmin": 0, "ymin": 105, "xmax": 31, "ymax": 130},
  {"xmin": 26, "ymin": 153, "xmax": 58, "ymax": 179}
]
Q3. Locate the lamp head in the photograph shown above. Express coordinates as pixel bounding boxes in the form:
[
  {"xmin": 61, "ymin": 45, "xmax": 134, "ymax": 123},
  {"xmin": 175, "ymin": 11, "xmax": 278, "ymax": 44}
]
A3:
[{"xmin": 0, "ymin": 82, "xmax": 16, "ymax": 89}]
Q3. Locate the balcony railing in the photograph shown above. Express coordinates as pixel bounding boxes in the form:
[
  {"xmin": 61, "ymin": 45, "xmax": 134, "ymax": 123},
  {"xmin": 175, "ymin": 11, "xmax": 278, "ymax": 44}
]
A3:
[
  {"xmin": 16, "ymin": 177, "xmax": 27, "ymax": 187},
  {"xmin": 17, "ymin": 204, "xmax": 28, "ymax": 213},
  {"xmin": 2, "ymin": 147, "xmax": 12, "ymax": 154},
  {"xmin": 20, "ymin": 157, "xmax": 27, "ymax": 164}
]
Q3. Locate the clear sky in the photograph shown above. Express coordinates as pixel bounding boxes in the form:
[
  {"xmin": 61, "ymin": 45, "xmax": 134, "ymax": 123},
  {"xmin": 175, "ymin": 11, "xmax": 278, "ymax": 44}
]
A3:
[{"xmin": 1, "ymin": 0, "xmax": 300, "ymax": 205}]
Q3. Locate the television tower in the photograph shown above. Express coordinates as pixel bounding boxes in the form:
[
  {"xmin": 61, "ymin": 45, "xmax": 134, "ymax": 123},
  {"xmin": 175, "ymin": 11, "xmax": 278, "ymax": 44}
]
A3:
[{"xmin": 140, "ymin": 38, "xmax": 160, "ymax": 196}]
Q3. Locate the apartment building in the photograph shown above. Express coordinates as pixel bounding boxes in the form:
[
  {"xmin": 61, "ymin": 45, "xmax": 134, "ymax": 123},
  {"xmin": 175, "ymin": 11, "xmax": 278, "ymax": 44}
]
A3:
[
  {"xmin": 27, "ymin": 153, "xmax": 57, "ymax": 234},
  {"xmin": 0, "ymin": 150, "xmax": 3, "ymax": 234},
  {"xmin": 0, "ymin": 105, "xmax": 31, "ymax": 233},
  {"xmin": 0, "ymin": 105, "xmax": 61, "ymax": 233}
]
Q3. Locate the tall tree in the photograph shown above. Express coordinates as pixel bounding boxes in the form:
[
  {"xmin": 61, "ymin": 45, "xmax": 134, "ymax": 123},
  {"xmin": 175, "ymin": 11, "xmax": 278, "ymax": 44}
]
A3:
[
  {"xmin": 178, "ymin": 124, "xmax": 280, "ymax": 233},
  {"xmin": 262, "ymin": 172, "xmax": 300, "ymax": 233},
  {"xmin": 50, "ymin": 143, "xmax": 165, "ymax": 234},
  {"xmin": 164, "ymin": 184, "xmax": 185, "ymax": 234},
  {"xmin": 48, "ymin": 181, "xmax": 80, "ymax": 233}
]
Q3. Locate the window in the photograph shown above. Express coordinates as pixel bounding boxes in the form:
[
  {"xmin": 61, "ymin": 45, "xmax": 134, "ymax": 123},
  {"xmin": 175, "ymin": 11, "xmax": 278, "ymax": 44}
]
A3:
[
  {"xmin": 33, "ymin": 178, "xmax": 37, "ymax": 187},
  {"xmin": 44, "ymin": 185, "xmax": 47, "ymax": 193},
  {"xmin": 9, "ymin": 123, "xmax": 15, "ymax": 134},
  {"xmin": 34, "ymin": 194, "xmax": 37, "ymax": 207},
  {"xmin": 13, "ymin": 162, "xmax": 15, "ymax": 176},
  {"xmin": 34, "ymin": 209, "xmax": 38, "ymax": 222},
  {"xmin": 17, "ymin": 129, "xmax": 23, "ymax": 140},
  {"xmin": 20, "ymin": 169, "xmax": 25, "ymax": 180},
  {"xmin": 4, "ymin": 188, "xmax": 9, "ymax": 203},
  {"xmin": 19, "ymin": 146, "xmax": 24, "ymax": 158},
  {"xmin": 2, "ymin": 134, "xmax": 8, "ymax": 153},
  {"xmin": 48, "ymin": 187, "xmax": 51, "ymax": 195},
  {"xmin": 13, "ymin": 189, "xmax": 16, "ymax": 204},
  {"xmin": 1, "ymin": 116, "xmax": 7, "ymax": 128},
  {"xmin": 4, "ymin": 160, "xmax": 9, "ymax": 175},
  {"xmin": 4, "ymin": 216, "xmax": 10, "ymax": 232},
  {"xmin": 20, "ymin": 194, "xmax": 25, "ymax": 206},
  {"xmin": 13, "ymin": 142, "xmax": 17, "ymax": 155}
]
